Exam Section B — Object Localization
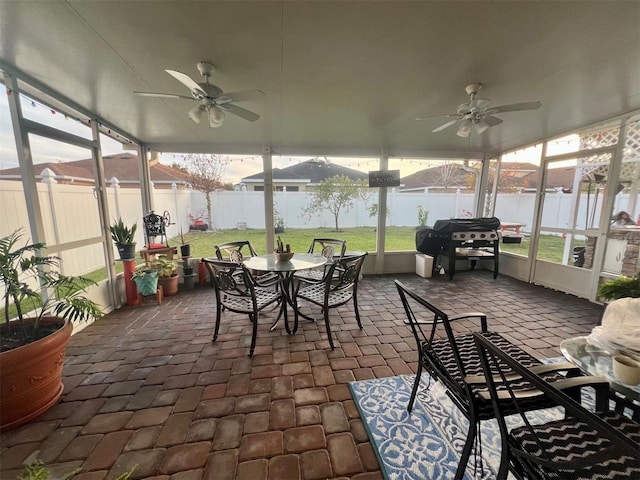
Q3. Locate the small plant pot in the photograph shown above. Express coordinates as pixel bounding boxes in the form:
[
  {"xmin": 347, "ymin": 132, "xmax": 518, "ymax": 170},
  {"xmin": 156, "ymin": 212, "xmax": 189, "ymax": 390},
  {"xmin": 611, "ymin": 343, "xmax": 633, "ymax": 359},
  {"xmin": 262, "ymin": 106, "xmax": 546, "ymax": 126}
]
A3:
[
  {"xmin": 133, "ymin": 270, "xmax": 158, "ymax": 296},
  {"xmin": 117, "ymin": 243, "xmax": 136, "ymax": 260},
  {"xmin": 180, "ymin": 244, "xmax": 191, "ymax": 257},
  {"xmin": 182, "ymin": 274, "xmax": 197, "ymax": 291},
  {"xmin": 183, "ymin": 267, "xmax": 194, "ymax": 276},
  {"xmin": 159, "ymin": 275, "xmax": 179, "ymax": 296},
  {"xmin": 275, "ymin": 252, "xmax": 294, "ymax": 262}
]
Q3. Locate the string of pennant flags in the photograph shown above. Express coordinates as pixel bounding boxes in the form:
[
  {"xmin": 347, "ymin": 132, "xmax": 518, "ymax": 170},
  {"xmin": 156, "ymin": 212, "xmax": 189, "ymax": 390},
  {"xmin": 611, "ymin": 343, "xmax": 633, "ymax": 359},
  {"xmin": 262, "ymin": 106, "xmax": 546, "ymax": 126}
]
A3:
[{"xmin": 5, "ymin": 87, "xmax": 133, "ymax": 144}]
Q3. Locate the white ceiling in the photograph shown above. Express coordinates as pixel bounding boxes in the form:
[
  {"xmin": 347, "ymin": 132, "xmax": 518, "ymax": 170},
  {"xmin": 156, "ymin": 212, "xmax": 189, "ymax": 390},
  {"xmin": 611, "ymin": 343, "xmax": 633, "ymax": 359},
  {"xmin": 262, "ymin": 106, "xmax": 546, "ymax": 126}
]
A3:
[{"xmin": 1, "ymin": 1, "xmax": 639, "ymax": 158}]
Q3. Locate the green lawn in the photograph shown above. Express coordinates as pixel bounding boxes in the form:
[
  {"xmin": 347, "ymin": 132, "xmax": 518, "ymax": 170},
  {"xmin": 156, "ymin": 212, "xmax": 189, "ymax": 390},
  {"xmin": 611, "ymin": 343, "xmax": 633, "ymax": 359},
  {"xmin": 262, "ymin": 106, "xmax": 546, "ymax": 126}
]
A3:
[
  {"xmin": 499, "ymin": 234, "xmax": 584, "ymax": 264},
  {"xmin": 176, "ymin": 226, "xmax": 418, "ymax": 258},
  {"xmin": 178, "ymin": 228, "xmax": 575, "ymax": 264}
]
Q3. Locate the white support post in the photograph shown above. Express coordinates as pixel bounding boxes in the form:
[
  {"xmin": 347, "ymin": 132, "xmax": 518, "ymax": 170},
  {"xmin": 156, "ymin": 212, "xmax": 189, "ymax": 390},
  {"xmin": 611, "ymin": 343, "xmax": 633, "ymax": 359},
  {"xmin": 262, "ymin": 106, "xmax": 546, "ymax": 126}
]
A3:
[
  {"xmin": 375, "ymin": 150, "xmax": 389, "ymax": 274},
  {"xmin": 263, "ymin": 147, "xmax": 275, "ymax": 253}
]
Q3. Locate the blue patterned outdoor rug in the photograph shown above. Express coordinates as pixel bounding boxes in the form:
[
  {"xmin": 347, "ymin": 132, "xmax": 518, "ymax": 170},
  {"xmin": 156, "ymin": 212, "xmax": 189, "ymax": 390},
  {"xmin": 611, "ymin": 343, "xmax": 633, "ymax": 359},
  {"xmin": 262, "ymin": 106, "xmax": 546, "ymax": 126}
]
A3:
[{"xmin": 349, "ymin": 374, "xmax": 581, "ymax": 480}]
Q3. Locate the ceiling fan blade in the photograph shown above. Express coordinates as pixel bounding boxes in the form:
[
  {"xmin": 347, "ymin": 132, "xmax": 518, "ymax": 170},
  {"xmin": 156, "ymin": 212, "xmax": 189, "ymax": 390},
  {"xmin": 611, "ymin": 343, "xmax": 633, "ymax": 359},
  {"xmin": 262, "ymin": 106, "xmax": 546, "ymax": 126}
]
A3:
[
  {"xmin": 486, "ymin": 101, "xmax": 542, "ymax": 114},
  {"xmin": 165, "ymin": 69, "xmax": 207, "ymax": 96},
  {"xmin": 219, "ymin": 103, "xmax": 260, "ymax": 122},
  {"xmin": 218, "ymin": 89, "xmax": 266, "ymax": 104},
  {"xmin": 134, "ymin": 91, "xmax": 194, "ymax": 100},
  {"xmin": 483, "ymin": 115, "xmax": 503, "ymax": 127},
  {"xmin": 474, "ymin": 119, "xmax": 490, "ymax": 135},
  {"xmin": 432, "ymin": 119, "xmax": 459, "ymax": 132},
  {"xmin": 417, "ymin": 113, "xmax": 458, "ymax": 121}
]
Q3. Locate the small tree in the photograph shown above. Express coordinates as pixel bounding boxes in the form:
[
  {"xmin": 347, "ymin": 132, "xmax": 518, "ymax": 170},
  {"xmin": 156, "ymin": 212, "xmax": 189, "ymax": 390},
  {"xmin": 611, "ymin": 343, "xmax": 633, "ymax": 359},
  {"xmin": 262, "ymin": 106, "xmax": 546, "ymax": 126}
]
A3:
[
  {"xmin": 303, "ymin": 175, "xmax": 369, "ymax": 231},
  {"xmin": 434, "ymin": 162, "xmax": 462, "ymax": 191},
  {"xmin": 174, "ymin": 154, "xmax": 231, "ymax": 230}
]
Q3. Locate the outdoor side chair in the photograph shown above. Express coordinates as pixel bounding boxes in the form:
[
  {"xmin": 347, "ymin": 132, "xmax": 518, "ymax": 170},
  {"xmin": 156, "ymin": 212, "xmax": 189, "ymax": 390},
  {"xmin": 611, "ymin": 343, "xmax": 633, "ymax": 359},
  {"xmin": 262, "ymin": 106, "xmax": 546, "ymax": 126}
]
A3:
[
  {"xmin": 473, "ymin": 332, "xmax": 639, "ymax": 480},
  {"xmin": 202, "ymin": 258, "xmax": 287, "ymax": 357},
  {"xmin": 394, "ymin": 280, "xmax": 607, "ymax": 480},
  {"xmin": 291, "ymin": 252, "xmax": 367, "ymax": 349},
  {"xmin": 214, "ymin": 240, "xmax": 279, "ymax": 287},
  {"xmin": 293, "ymin": 238, "xmax": 347, "ymax": 285}
]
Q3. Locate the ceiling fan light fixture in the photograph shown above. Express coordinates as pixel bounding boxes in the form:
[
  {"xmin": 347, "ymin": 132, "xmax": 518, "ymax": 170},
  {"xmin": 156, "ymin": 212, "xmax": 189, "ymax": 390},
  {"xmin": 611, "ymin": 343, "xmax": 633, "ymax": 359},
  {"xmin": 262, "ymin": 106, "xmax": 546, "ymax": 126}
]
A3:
[
  {"xmin": 474, "ymin": 119, "xmax": 490, "ymax": 135},
  {"xmin": 208, "ymin": 105, "xmax": 225, "ymax": 127},
  {"xmin": 457, "ymin": 120, "xmax": 471, "ymax": 137},
  {"xmin": 188, "ymin": 104, "xmax": 206, "ymax": 124}
]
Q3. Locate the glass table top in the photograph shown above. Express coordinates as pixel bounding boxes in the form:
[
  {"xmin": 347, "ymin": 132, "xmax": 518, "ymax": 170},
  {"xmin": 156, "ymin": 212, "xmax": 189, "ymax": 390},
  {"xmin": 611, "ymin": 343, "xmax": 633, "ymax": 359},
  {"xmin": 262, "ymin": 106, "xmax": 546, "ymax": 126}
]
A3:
[
  {"xmin": 560, "ymin": 336, "xmax": 640, "ymax": 401},
  {"xmin": 243, "ymin": 253, "xmax": 327, "ymax": 272}
]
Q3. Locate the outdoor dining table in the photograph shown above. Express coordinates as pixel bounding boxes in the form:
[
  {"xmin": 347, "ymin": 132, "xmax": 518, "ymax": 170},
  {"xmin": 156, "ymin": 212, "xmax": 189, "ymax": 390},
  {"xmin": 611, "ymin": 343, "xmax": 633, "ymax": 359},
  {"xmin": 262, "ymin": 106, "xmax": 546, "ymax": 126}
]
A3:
[
  {"xmin": 243, "ymin": 253, "xmax": 327, "ymax": 331},
  {"xmin": 560, "ymin": 336, "xmax": 640, "ymax": 415}
]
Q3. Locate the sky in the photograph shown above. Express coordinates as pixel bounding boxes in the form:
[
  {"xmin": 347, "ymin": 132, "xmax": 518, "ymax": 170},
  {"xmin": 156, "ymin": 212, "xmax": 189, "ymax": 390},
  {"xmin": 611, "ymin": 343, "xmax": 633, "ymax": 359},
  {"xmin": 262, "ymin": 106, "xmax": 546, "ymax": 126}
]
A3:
[{"xmin": 1, "ymin": 88, "xmax": 580, "ymax": 184}]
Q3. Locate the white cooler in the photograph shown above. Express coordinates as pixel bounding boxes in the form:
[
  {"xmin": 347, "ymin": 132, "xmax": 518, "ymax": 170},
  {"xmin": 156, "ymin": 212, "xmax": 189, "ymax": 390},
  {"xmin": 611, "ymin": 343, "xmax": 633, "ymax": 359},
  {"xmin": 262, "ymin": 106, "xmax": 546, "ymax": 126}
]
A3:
[{"xmin": 415, "ymin": 253, "xmax": 434, "ymax": 278}]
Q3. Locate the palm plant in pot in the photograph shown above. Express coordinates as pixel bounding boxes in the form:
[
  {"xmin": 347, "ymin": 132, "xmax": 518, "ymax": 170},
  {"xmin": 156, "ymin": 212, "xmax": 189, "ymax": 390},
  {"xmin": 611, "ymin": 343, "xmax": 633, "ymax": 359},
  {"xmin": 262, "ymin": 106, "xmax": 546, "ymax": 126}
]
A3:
[
  {"xmin": 110, "ymin": 217, "xmax": 137, "ymax": 260},
  {"xmin": 0, "ymin": 229, "xmax": 102, "ymax": 431}
]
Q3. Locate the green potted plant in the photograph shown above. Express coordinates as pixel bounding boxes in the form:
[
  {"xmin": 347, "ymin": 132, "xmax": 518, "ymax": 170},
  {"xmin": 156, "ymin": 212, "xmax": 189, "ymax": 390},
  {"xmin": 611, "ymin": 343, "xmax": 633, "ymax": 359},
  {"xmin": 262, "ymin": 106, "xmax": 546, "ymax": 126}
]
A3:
[
  {"xmin": 179, "ymin": 226, "xmax": 191, "ymax": 258},
  {"xmin": 131, "ymin": 267, "xmax": 159, "ymax": 297},
  {"xmin": 597, "ymin": 273, "xmax": 640, "ymax": 302},
  {"xmin": 151, "ymin": 256, "xmax": 179, "ymax": 296},
  {"xmin": 110, "ymin": 217, "xmax": 137, "ymax": 260},
  {"xmin": 0, "ymin": 229, "xmax": 102, "ymax": 431}
]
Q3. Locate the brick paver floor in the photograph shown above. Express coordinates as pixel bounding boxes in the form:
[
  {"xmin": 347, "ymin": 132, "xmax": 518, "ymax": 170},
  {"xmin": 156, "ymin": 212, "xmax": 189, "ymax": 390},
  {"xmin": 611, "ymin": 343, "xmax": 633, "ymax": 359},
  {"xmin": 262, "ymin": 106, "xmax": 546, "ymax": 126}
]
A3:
[{"xmin": 0, "ymin": 272, "xmax": 604, "ymax": 479}]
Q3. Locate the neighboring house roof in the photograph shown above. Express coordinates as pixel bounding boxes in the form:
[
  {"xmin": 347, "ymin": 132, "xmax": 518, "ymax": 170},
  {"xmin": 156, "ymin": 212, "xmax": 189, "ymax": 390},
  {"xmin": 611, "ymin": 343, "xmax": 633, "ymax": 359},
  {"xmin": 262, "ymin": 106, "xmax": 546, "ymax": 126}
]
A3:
[
  {"xmin": 0, "ymin": 153, "xmax": 190, "ymax": 188},
  {"xmin": 400, "ymin": 162, "xmax": 579, "ymax": 192},
  {"xmin": 241, "ymin": 158, "xmax": 369, "ymax": 184},
  {"xmin": 400, "ymin": 164, "xmax": 473, "ymax": 191},
  {"xmin": 527, "ymin": 166, "xmax": 577, "ymax": 191}
]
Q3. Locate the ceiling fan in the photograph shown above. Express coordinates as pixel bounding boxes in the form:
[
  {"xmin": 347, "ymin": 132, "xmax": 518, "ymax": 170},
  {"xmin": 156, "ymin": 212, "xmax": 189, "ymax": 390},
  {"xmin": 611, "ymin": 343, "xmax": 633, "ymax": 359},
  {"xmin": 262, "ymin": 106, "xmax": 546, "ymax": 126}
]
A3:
[
  {"xmin": 134, "ymin": 61, "xmax": 265, "ymax": 128},
  {"xmin": 417, "ymin": 83, "xmax": 542, "ymax": 138}
]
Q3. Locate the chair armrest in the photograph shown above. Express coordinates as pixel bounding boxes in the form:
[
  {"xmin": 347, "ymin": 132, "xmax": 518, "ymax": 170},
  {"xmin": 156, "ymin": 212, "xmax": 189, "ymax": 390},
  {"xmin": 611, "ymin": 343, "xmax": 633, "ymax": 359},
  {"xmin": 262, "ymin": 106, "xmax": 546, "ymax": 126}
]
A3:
[
  {"xmin": 449, "ymin": 312, "xmax": 487, "ymax": 322},
  {"xmin": 530, "ymin": 362, "xmax": 582, "ymax": 375},
  {"xmin": 464, "ymin": 363, "xmax": 582, "ymax": 385},
  {"xmin": 448, "ymin": 312, "xmax": 488, "ymax": 331},
  {"xmin": 477, "ymin": 375, "xmax": 609, "ymax": 401}
]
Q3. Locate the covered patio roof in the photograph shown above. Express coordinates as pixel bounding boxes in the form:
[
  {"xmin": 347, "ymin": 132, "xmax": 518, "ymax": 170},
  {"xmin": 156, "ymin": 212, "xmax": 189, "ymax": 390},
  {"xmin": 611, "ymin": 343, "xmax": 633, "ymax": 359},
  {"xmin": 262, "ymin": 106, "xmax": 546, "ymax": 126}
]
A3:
[{"xmin": 1, "ymin": 1, "xmax": 639, "ymax": 158}]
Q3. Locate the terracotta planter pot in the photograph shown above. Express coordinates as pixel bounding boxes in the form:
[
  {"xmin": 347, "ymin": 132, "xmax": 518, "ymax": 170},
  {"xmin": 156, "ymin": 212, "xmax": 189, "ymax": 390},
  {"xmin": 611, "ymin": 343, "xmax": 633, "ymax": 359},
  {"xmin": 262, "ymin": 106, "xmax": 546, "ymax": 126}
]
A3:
[
  {"xmin": 159, "ymin": 275, "xmax": 179, "ymax": 296},
  {"xmin": 0, "ymin": 317, "xmax": 72, "ymax": 431}
]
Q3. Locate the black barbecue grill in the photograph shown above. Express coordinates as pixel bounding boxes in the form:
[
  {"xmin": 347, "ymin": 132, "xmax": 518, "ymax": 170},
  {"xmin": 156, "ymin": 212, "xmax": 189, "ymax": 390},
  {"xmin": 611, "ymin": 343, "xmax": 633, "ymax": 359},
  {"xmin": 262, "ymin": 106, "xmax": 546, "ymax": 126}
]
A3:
[{"xmin": 415, "ymin": 217, "xmax": 500, "ymax": 280}]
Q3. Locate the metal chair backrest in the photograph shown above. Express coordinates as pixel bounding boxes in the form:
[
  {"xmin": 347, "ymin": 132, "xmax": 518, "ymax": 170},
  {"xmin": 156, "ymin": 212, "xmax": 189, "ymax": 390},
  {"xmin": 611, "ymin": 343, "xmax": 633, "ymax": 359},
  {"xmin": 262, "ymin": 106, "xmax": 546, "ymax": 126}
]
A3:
[
  {"xmin": 323, "ymin": 252, "xmax": 367, "ymax": 298},
  {"xmin": 395, "ymin": 280, "xmax": 482, "ymax": 396},
  {"xmin": 202, "ymin": 258, "xmax": 256, "ymax": 307},
  {"xmin": 307, "ymin": 238, "xmax": 347, "ymax": 262},
  {"xmin": 214, "ymin": 241, "xmax": 259, "ymax": 264}
]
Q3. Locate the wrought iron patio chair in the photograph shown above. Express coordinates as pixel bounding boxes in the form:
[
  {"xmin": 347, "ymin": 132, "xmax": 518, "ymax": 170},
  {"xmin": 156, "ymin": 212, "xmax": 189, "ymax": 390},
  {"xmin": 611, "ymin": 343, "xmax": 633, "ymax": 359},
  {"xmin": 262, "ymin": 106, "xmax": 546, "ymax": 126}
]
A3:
[
  {"xmin": 293, "ymin": 238, "xmax": 347, "ymax": 284},
  {"xmin": 214, "ymin": 240, "xmax": 279, "ymax": 286},
  {"xmin": 394, "ymin": 280, "xmax": 606, "ymax": 480},
  {"xmin": 473, "ymin": 331, "xmax": 639, "ymax": 480},
  {"xmin": 202, "ymin": 258, "xmax": 287, "ymax": 356},
  {"xmin": 291, "ymin": 252, "xmax": 367, "ymax": 349}
]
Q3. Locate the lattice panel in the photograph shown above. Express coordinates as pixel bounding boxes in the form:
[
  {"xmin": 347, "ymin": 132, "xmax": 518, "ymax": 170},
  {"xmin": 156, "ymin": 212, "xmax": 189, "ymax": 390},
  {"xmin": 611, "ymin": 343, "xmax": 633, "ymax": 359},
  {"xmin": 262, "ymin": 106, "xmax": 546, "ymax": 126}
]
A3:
[
  {"xmin": 579, "ymin": 126, "xmax": 620, "ymax": 150},
  {"xmin": 624, "ymin": 119, "xmax": 640, "ymax": 159}
]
